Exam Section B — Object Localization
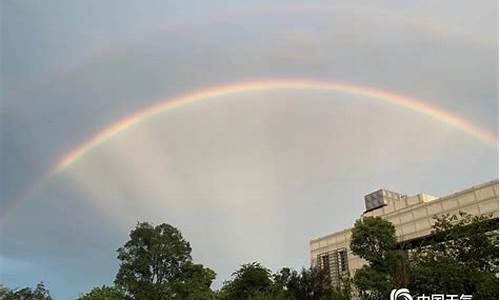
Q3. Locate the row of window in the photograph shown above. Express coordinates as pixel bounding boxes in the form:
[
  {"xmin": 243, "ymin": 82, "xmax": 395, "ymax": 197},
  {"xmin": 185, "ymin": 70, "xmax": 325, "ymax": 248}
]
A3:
[{"xmin": 317, "ymin": 248, "xmax": 349, "ymax": 287}]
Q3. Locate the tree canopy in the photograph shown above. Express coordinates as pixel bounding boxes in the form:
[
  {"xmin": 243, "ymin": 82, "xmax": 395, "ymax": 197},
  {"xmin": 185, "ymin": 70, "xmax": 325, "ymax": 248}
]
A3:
[
  {"xmin": 282, "ymin": 266, "xmax": 349, "ymax": 300},
  {"xmin": 0, "ymin": 282, "xmax": 52, "ymax": 300},
  {"xmin": 350, "ymin": 216, "xmax": 402, "ymax": 300},
  {"xmin": 218, "ymin": 264, "xmax": 348, "ymax": 300},
  {"xmin": 350, "ymin": 216, "xmax": 397, "ymax": 269},
  {"xmin": 7, "ymin": 212, "xmax": 495, "ymax": 300},
  {"xmin": 76, "ymin": 285, "xmax": 125, "ymax": 300},
  {"xmin": 350, "ymin": 213, "xmax": 498, "ymax": 300},
  {"xmin": 114, "ymin": 222, "xmax": 215, "ymax": 300},
  {"xmin": 409, "ymin": 212, "xmax": 498, "ymax": 298},
  {"xmin": 218, "ymin": 262, "xmax": 274, "ymax": 300}
]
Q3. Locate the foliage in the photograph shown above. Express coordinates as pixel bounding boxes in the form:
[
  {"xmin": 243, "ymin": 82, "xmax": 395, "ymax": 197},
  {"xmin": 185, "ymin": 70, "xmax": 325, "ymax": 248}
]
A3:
[
  {"xmin": 330, "ymin": 280, "xmax": 352, "ymax": 300},
  {"xmin": 218, "ymin": 262, "xmax": 274, "ymax": 300},
  {"xmin": 284, "ymin": 267, "xmax": 337, "ymax": 300},
  {"xmin": 409, "ymin": 212, "xmax": 498, "ymax": 298},
  {"xmin": 350, "ymin": 216, "xmax": 403, "ymax": 299},
  {"xmin": 114, "ymin": 222, "xmax": 215, "ymax": 300},
  {"xmin": 17, "ymin": 212, "xmax": 496, "ymax": 300},
  {"xmin": 76, "ymin": 285, "xmax": 126, "ymax": 300},
  {"xmin": 352, "ymin": 265, "xmax": 391, "ymax": 300},
  {"xmin": 350, "ymin": 213, "xmax": 498, "ymax": 300},
  {"xmin": 417, "ymin": 212, "xmax": 498, "ymax": 272},
  {"xmin": 169, "ymin": 261, "xmax": 216, "ymax": 300},
  {"xmin": 0, "ymin": 282, "xmax": 52, "ymax": 300},
  {"xmin": 350, "ymin": 216, "xmax": 397, "ymax": 270},
  {"xmin": 218, "ymin": 264, "xmax": 350, "ymax": 300}
]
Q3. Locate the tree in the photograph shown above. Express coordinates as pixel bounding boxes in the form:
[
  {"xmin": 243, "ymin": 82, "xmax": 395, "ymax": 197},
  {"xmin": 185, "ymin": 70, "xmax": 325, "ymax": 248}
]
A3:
[
  {"xmin": 273, "ymin": 266, "xmax": 350, "ymax": 300},
  {"xmin": 330, "ymin": 277, "xmax": 352, "ymax": 300},
  {"xmin": 409, "ymin": 212, "xmax": 498, "ymax": 298},
  {"xmin": 350, "ymin": 217, "xmax": 397, "ymax": 270},
  {"xmin": 170, "ymin": 262, "xmax": 216, "ymax": 300},
  {"xmin": 350, "ymin": 217, "xmax": 406, "ymax": 300},
  {"xmin": 284, "ymin": 267, "xmax": 335, "ymax": 300},
  {"xmin": 351, "ymin": 266, "xmax": 391, "ymax": 300},
  {"xmin": 270, "ymin": 267, "xmax": 292, "ymax": 299},
  {"xmin": 76, "ymin": 285, "xmax": 125, "ymax": 300},
  {"xmin": 350, "ymin": 213, "xmax": 499, "ymax": 299},
  {"xmin": 115, "ymin": 222, "xmax": 215, "ymax": 300},
  {"xmin": 218, "ymin": 262, "xmax": 273, "ymax": 300},
  {"xmin": 0, "ymin": 282, "xmax": 52, "ymax": 300},
  {"xmin": 217, "ymin": 263, "xmax": 351, "ymax": 300}
]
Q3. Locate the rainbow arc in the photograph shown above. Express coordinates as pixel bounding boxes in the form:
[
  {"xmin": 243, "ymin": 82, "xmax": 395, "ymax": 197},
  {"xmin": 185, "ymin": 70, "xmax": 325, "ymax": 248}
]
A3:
[{"xmin": 50, "ymin": 79, "xmax": 498, "ymax": 179}]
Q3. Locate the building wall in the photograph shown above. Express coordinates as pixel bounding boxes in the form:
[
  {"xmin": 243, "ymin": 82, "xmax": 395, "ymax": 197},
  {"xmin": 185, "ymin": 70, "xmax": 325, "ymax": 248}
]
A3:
[{"xmin": 309, "ymin": 179, "xmax": 499, "ymax": 285}]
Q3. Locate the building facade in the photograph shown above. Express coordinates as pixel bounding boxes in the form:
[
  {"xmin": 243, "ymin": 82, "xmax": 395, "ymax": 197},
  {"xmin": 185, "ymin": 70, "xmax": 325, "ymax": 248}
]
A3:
[{"xmin": 309, "ymin": 179, "xmax": 499, "ymax": 287}]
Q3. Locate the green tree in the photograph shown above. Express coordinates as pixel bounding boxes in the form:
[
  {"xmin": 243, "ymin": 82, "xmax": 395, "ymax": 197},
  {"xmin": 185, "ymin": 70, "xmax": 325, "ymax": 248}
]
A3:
[
  {"xmin": 269, "ymin": 267, "xmax": 292, "ymax": 299},
  {"xmin": 0, "ymin": 282, "xmax": 52, "ymax": 300},
  {"xmin": 350, "ymin": 217, "xmax": 406, "ymax": 300},
  {"xmin": 409, "ymin": 212, "xmax": 498, "ymax": 298},
  {"xmin": 217, "ymin": 264, "xmax": 350, "ymax": 300},
  {"xmin": 350, "ymin": 217, "xmax": 397, "ymax": 270},
  {"xmin": 275, "ymin": 266, "xmax": 351, "ymax": 300},
  {"xmin": 351, "ymin": 266, "xmax": 390, "ymax": 300},
  {"xmin": 284, "ymin": 267, "xmax": 334, "ymax": 300},
  {"xmin": 330, "ymin": 278, "xmax": 352, "ymax": 300},
  {"xmin": 76, "ymin": 285, "xmax": 125, "ymax": 300},
  {"xmin": 350, "ymin": 213, "xmax": 498, "ymax": 299},
  {"xmin": 218, "ymin": 262, "xmax": 273, "ymax": 300},
  {"xmin": 170, "ymin": 262, "xmax": 216, "ymax": 300},
  {"xmin": 115, "ymin": 222, "xmax": 215, "ymax": 300}
]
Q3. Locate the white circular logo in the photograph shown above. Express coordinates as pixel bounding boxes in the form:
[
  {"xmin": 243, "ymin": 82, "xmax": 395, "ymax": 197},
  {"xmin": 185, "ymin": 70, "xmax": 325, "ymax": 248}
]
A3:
[{"xmin": 390, "ymin": 288, "xmax": 413, "ymax": 300}]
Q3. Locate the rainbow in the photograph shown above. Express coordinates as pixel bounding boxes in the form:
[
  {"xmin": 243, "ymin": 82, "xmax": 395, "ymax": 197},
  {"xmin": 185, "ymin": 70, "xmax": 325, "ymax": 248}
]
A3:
[
  {"xmin": 49, "ymin": 79, "xmax": 497, "ymax": 178},
  {"xmin": 0, "ymin": 79, "xmax": 497, "ymax": 226}
]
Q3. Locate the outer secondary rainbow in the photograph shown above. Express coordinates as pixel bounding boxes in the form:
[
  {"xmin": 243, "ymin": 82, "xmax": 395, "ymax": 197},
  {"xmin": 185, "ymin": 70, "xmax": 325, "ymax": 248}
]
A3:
[{"xmin": 49, "ymin": 79, "xmax": 498, "ymax": 179}]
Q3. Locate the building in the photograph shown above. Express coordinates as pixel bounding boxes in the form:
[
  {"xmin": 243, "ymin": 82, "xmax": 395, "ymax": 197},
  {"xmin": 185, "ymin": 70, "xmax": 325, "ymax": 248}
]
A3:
[{"xmin": 309, "ymin": 179, "xmax": 499, "ymax": 287}]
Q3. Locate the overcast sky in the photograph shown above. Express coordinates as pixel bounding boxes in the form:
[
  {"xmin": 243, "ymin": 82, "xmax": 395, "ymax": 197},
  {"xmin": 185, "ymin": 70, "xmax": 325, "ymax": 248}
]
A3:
[{"xmin": 1, "ymin": 1, "xmax": 498, "ymax": 299}]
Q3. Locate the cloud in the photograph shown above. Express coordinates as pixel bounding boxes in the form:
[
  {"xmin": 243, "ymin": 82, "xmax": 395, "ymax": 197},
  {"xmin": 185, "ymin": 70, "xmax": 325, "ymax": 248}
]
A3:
[{"xmin": 2, "ymin": 1, "xmax": 497, "ymax": 298}]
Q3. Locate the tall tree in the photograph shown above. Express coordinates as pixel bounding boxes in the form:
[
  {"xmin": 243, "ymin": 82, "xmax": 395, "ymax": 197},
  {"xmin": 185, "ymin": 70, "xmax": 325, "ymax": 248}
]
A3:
[
  {"xmin": 350, "ymin": 216, "xmax": 407, "ymax": 300},
  {"xmin": 350, "ymin": 216, "xmax": 397, "ymax": 270},
  {"xmin": 115, "ymin": 222, "xmax": 215, "ymax": 300}
]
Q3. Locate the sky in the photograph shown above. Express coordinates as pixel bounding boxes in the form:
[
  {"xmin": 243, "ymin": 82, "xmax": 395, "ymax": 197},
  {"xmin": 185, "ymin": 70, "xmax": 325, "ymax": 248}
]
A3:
[{"xmin": 1, "ymin": 0, "xmax": 498, "ymax": 299}]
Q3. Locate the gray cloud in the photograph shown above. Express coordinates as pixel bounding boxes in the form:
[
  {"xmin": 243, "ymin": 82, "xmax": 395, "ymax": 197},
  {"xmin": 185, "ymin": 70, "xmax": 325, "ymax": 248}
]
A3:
[{"xmin": 2, "ymin": 1, "xmax": 497, "ymax": 298}]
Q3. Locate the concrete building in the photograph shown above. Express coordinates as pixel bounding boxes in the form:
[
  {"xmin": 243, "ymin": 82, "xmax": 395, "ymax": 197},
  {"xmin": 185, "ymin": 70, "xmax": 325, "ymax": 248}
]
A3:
[{"xmin": 309, "ymin": 179, "xmax": 499, "ymax": 287}]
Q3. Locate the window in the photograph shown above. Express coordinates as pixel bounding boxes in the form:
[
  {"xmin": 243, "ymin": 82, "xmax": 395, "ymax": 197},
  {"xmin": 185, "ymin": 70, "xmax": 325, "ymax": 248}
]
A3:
[
  {"xmin": 319, "ymin": 254, "xmax": 329, "ymax": 270},
  {"xmin": 338, "ymin": 250, "xmax": 348, "ymax": 272}
]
